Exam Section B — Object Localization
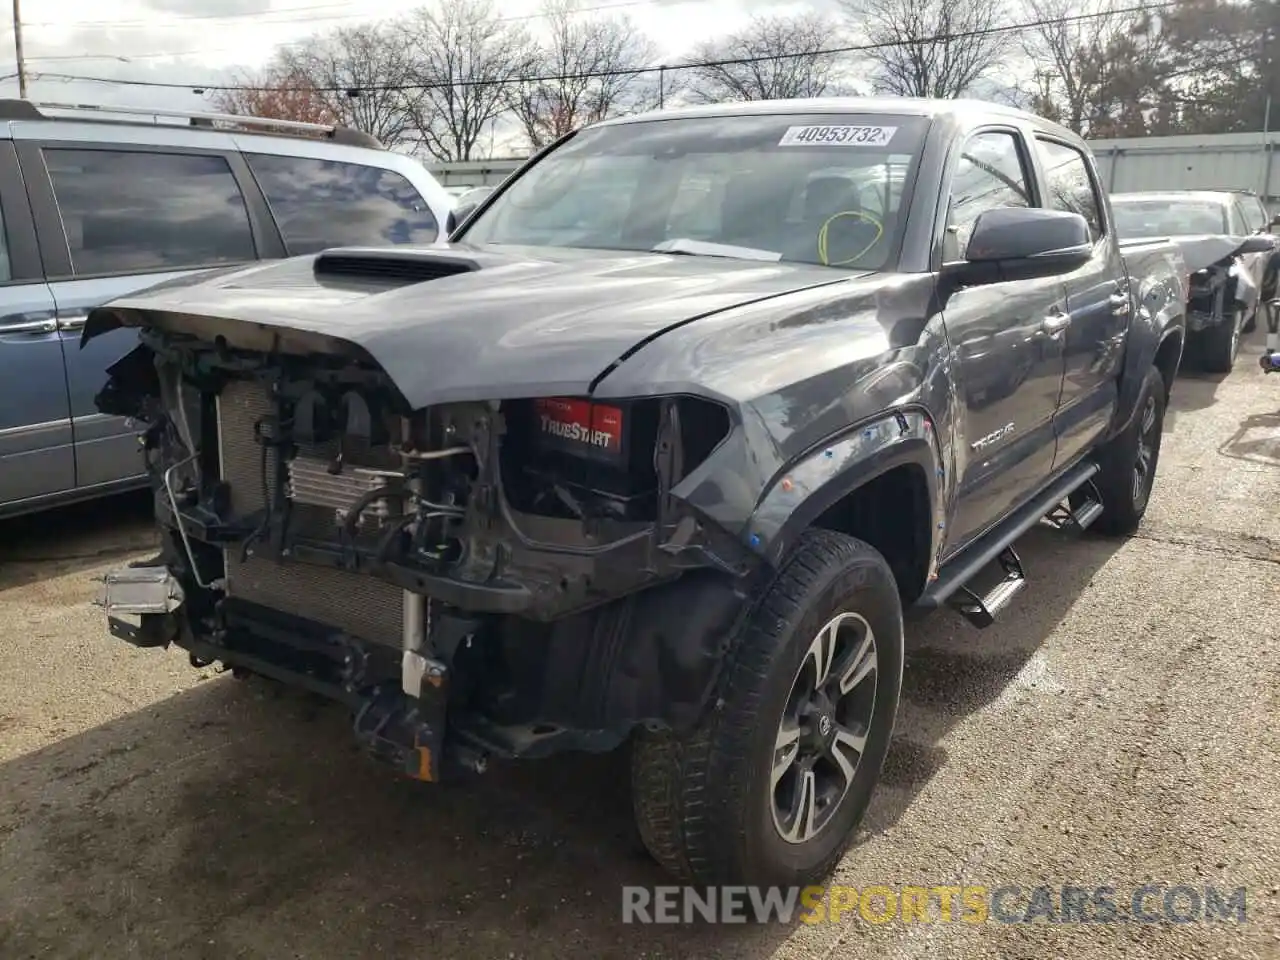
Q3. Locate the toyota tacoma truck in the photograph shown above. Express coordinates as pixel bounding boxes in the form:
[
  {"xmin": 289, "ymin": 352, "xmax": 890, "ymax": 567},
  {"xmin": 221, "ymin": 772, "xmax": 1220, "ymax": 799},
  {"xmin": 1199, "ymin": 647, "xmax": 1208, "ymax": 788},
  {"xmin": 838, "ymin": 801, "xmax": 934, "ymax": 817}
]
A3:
[{"xmin": 92, "ymin": 98, "xmax": 1191, "ymax": 888}]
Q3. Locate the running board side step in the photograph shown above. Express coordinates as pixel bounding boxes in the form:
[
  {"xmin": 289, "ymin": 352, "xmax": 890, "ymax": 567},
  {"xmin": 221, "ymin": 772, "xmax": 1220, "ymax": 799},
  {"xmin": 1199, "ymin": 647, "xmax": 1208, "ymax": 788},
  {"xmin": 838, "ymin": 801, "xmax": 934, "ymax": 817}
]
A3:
[
  {"xmin": 1042, "ymin": 478, "xmax": 1104, "ymax": 531},
  {"xmin": 950, "ymin": 546, "xmax": 1025, "ymax": 628},
  {"xmin": 915, "ymin": 461, "xmax": 1101, "ymax": 627}
]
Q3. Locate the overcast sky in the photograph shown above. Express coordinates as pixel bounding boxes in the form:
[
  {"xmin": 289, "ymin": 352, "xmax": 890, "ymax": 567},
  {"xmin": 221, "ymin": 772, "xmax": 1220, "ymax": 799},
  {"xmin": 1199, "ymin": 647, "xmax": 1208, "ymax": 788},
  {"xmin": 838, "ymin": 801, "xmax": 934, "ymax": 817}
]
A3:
[{"xmin": 2, "ymin": 0, "xmax": 834, "ymax": 115}]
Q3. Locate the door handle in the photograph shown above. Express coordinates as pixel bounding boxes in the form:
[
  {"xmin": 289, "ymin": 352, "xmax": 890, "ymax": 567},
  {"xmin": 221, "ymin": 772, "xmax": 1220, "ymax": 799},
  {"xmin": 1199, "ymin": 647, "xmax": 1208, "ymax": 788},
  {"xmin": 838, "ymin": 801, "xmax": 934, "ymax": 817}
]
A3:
[
  {"xmin": 1041, "ymin": 311, "xmax": 1071, "ymax": 337},
  {"xmin": 1107, "ymin": 292, "xmax": 1130, "ymax": 315},
  {"xmin": 0, "ymin": 317, "xmax": 58, "ymax": 335},
  {"xmin": 57, "ymin": 313, "xmax": 89, "ymax": 332}
]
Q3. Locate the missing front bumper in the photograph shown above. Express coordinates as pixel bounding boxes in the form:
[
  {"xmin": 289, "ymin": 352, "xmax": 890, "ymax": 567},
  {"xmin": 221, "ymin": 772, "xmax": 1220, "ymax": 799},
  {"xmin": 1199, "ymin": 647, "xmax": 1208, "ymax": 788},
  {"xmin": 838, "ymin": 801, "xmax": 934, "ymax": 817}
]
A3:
[
  {"xmin": 97, "ymin": 565, "xmax": 187, "ymax": 648},
  {"xmin": 97, "ymin": 564, "xmax": 455, "ymax": 782}
]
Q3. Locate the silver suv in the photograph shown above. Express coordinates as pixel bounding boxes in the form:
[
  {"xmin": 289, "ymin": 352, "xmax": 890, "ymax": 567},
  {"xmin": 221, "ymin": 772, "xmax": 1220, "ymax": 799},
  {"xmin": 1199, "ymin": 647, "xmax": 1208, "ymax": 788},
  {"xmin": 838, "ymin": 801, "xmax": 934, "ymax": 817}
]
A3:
[{"xmin": 0, "ymin": 100, "xmax": 455, "ymax": 519}]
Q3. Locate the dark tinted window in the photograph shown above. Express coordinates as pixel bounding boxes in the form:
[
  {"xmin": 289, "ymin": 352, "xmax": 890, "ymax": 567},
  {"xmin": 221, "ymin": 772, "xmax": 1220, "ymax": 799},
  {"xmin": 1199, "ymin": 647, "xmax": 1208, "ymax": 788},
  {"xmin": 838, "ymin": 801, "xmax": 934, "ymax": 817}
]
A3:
[
  {"xmin": 945, "ymin": 131, "xmax": 1032, "ymax": 261},
  {"xmin": 43, "ymin": 149, "xmax": 256, "ymax": 275},
  {"xmin": 246, "ymin": 154, "xmax": 438, "ymax": 255},
  {"xmin": 1036, "ymin": 139, "xmax": 1104, "ymax": 242}
]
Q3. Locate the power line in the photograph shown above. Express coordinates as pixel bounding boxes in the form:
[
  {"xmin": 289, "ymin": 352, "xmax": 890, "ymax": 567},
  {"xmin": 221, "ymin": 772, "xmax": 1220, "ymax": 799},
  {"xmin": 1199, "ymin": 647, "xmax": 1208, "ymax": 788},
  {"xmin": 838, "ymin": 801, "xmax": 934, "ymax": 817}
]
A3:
[{"xmin": 30, "ymin": 1, "xmax": 1182, "ymax": 95}]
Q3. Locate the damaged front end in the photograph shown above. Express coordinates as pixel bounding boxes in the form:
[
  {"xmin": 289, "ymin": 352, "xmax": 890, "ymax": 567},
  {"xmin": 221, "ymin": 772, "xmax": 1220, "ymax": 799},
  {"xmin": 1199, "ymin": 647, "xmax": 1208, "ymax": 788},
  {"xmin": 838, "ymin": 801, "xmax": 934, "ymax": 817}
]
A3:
[
  {"xmin": 1176, "ymin": 235, "xmax": 1266, "ymax": 333},
  {"xmin": 98, "ymin": 324, "xmax": 760, "ymax": 781}
]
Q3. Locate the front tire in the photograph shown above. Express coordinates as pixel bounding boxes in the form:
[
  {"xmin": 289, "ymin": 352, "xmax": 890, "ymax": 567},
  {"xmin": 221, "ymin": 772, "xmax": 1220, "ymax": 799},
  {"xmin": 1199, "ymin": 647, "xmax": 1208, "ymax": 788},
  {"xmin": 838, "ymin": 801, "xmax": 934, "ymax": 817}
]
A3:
[
  {"xmin": 1088, "ymin": 365, "xmax": 1167, "ymax": 536},
  {"xmin": 1198, "ymin": 307, "xmax": 1242, "ymax": 373},
  {"xmin": 631, "ymin": 529, "xmax": 904, "ymax": 886}
]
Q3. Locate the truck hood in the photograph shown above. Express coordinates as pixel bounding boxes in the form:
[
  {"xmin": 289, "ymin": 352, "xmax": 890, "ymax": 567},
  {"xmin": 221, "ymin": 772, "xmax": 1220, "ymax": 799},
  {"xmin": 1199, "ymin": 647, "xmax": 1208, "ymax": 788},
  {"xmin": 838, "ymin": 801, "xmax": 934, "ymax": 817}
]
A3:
[
  {"xmin": 1119, "ymin": 233, "xmax": 1275, "ymax": 273},
  {"xmin": 84, "ymin": 244, "xmax": 859, "ymax": 408}
]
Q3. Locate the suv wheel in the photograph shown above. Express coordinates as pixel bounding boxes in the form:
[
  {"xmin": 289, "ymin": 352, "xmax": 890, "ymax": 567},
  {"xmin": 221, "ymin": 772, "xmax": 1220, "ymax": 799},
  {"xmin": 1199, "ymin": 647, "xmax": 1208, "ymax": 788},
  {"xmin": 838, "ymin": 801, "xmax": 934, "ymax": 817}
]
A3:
[
  {"xmin": 1199, "ymin": 307, "xmax": 1242, "ymax": 373},
  {"xmin": 1086, "ymin": 365, "xmax": 1167, "ymax": 537},
  {"xmin": 631, "ymin": 530, "xmax": 903, "ymax": 886}
]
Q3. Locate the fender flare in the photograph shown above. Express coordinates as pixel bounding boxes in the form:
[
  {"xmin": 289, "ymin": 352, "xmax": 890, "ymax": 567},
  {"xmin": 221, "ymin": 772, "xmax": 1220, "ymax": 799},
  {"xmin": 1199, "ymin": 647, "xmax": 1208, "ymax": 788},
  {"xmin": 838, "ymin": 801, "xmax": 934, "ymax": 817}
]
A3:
[
  {"xmin": 1112, "ymin": 273, "xmax": 1186, "ymax": 439},
  {"xmin": 1112, "ymin": 323, "xmax": 1184, "ymax": 439},
  {"xmin": 742, "ymin": 407, "xmax": 946, "ymax": 575}
]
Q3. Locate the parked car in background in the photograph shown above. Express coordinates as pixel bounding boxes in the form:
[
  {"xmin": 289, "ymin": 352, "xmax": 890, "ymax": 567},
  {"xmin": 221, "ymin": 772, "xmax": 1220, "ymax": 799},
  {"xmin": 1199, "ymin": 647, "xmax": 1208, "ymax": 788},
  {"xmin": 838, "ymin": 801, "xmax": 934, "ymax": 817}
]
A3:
[
  {"xmin": 1111, "ymin": 189, "xmax": 1278, "ymax": 372},
  {"xmin": 0, "ymin": 99, "xmax": 455, "ymax": 520},
  {"xmin": 454, "ymin": 184, "xmax": 495, "ymax": 209}
]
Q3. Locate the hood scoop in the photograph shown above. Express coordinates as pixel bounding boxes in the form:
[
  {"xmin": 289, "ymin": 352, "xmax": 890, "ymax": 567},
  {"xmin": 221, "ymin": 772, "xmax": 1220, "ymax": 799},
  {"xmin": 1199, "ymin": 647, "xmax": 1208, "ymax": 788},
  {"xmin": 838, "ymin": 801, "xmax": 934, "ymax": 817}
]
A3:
[{"xmin": 313, "ymin": 247, "xmax": 482, "ymax": 285}]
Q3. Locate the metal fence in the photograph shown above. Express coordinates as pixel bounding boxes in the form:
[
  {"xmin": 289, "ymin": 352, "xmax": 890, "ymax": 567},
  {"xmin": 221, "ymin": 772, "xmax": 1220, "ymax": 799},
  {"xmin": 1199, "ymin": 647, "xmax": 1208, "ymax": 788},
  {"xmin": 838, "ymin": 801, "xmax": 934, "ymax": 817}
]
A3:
[
  {"xmin": 1089, "ymin": 131, "xmax": 1278, "ymax": 211},
  {"xmin": 427, "ymin": 131, "xmax": 1280, "ymax": 210}
]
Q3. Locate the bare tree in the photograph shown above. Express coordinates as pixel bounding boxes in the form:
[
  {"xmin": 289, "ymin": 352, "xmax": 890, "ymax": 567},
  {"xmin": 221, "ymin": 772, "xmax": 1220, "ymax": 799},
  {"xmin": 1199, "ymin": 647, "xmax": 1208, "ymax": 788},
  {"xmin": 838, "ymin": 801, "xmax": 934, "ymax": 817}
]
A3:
[
  {"xmin": 402, "ymin": 0, "xmax": 540, "ymax": 162},
  {"xmin": 273, "ymin": 24, "xmax": 420, "ymax": 149},
  {"xmin": 1020, "ymin": 0, "xmax": 1170, "ymax": 136},
  {"xmin": 681, "ymin": 12, "xmax": 847, "ymax": 103},
  {"xmin": 841, "ymin": 0, "xmax": 1012, "ymax": 98},
  {"xmin": 505, "ymin": 0, "xmax": 661, "ymax": 150},
  {"xmin": 210, "ymin": 66, "xmax": 339, "ymax": 129}
]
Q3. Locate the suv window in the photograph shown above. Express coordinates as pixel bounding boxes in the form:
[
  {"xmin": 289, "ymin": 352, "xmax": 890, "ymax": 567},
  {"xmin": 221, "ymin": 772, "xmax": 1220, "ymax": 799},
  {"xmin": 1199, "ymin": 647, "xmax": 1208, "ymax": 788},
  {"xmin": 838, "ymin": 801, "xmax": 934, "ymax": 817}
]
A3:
[
  {"xmin": 1036, "ymin": 138, "xmax": 1104, "ymax": 242},
  {"xmin": 43, "ymin": 149, "xmax": 256, "ymax": 276},
  {"xmin": 945, "ymin": 131, "xmax": 1032, "ymax": 261},
  {"xmin": 245, "ymin": 154, "xmax": 439, "ymax": 256}
]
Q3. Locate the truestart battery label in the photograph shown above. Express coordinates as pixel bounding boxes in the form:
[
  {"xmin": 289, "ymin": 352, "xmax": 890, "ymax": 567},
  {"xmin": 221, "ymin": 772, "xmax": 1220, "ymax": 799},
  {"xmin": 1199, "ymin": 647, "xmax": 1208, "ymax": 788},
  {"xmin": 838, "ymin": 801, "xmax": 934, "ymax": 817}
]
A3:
[{"xmin": 534, "ymin": 397, "xmax": 624, "ymax": 462}]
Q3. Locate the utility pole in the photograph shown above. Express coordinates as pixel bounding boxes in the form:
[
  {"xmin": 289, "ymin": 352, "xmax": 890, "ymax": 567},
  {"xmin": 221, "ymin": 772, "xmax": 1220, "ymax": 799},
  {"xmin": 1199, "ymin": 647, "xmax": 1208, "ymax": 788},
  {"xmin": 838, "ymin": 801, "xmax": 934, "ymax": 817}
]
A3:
[{"xmin": 13, "ymin": 0, "xmax": 26, "ymax": 98}]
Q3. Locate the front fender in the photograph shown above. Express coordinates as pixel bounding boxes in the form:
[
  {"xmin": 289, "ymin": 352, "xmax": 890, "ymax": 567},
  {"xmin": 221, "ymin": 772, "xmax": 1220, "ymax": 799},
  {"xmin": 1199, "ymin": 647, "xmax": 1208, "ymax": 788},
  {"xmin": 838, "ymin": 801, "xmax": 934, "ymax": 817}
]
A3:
[
  {"xmin": 743, "ymin": 407, "xmax": 946, "ymax": 573},
  {"xmin": 1113, "ymin": 255, "xmax": 1186, "ymax": 438}
]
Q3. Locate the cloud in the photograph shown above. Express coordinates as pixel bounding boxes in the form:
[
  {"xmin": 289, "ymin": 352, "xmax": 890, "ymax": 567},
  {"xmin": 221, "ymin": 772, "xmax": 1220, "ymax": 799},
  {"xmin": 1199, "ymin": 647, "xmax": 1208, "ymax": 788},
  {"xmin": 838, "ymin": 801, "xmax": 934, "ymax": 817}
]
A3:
[{"xmin": 140, "ymin": 0, "xmax": 272, "ymax": 14}]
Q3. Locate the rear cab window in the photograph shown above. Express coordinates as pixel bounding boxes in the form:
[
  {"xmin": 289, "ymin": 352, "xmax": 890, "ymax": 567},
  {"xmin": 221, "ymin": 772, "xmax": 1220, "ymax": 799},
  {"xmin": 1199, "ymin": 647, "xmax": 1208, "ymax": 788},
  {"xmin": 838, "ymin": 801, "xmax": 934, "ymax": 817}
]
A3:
[
  {"xmin": 245, "ymin": 154, "xmax": 439, "ymax": 256},
  {"xmin": 42, "ymin": 148, "xmax": 257, "ymax": 275}
]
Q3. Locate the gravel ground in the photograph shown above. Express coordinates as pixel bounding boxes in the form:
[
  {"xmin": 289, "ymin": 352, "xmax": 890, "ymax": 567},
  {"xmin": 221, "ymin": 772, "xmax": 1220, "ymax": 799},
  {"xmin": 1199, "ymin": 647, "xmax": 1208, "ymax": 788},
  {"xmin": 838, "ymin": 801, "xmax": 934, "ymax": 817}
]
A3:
[{"xmin": 1, "ymin": 337, "xmax": 1278, "ymax": 960}]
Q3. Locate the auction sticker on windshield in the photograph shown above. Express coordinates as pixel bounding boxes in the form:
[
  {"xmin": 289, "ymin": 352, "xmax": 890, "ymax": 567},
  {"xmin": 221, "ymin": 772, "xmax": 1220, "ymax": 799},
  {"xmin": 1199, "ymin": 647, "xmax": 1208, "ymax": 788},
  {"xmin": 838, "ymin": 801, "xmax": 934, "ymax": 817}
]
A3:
[{"xmin": 779, "ymin": 125, "xmax": 898, "ymax": 147}]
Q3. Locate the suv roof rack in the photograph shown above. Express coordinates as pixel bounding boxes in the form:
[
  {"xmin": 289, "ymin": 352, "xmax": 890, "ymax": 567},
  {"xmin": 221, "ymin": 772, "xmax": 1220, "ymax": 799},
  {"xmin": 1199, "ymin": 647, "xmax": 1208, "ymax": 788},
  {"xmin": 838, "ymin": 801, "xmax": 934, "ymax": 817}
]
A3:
[{"xmin": 0, "ymin": 99, "xmax": 383, "ymax": 149}]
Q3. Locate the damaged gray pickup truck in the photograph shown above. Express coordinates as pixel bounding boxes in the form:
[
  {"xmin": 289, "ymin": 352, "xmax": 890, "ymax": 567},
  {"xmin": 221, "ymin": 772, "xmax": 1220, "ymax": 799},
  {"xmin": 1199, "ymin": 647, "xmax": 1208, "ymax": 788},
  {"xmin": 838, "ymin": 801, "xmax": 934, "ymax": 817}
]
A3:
[{"xmin": 93, "ymin": 98, "xmax": 1192, "ymax": 887}]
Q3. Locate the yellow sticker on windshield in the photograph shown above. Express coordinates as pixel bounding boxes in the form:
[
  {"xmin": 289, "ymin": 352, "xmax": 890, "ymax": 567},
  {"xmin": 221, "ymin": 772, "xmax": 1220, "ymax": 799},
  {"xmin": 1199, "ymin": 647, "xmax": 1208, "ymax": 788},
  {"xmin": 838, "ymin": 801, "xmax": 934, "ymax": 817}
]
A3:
[{"xmin": 779, "ymin": 125, "xmax": 898, "ymax": 147}]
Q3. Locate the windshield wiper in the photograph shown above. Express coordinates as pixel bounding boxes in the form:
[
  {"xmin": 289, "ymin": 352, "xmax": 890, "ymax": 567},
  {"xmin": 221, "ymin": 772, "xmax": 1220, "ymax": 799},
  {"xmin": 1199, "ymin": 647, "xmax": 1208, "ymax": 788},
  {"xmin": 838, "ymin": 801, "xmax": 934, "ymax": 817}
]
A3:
[{"xmin": 651, "ymin": 238, "xmax": 782, "ymax": 262}]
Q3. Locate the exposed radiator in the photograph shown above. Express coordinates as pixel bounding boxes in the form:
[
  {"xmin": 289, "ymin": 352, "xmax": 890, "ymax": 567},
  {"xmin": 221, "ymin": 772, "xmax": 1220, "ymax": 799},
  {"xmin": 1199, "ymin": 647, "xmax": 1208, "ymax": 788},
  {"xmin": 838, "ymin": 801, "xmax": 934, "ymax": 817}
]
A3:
[{"xmin": 215, "ymin": 379, "xmax": 405, "ymax": 647}]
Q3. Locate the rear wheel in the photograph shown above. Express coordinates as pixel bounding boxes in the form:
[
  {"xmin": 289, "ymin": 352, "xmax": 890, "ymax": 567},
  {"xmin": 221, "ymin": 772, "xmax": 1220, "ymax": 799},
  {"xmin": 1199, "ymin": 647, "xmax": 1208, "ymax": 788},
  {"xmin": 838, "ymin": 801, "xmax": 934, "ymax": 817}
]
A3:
[
  {"xmin": 631, "ymin": 529, "xmax": 904, "ymax": 886},
  {"xmin": 1087, "ymin": 365, "xmax": 1167, "ymax": 536}
]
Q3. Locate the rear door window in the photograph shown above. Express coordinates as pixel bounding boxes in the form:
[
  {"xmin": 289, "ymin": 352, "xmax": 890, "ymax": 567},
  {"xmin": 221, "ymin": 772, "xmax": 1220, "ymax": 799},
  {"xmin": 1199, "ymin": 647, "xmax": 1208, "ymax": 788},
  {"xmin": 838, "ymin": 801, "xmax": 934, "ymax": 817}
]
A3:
[
  {"xmin": 42, "ymin": 148, "xmax": 257, "ymax": 276},
  {"xmin": 245, "ymin": 154, "xmax": 439, "ymax": 255}
]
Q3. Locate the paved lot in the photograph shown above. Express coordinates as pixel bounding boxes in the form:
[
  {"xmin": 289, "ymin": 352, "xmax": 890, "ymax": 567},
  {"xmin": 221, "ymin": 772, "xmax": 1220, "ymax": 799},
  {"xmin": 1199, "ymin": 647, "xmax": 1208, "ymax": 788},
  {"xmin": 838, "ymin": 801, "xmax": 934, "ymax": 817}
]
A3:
[{"xmin": 2, "ymin": 338, "xmax": 1278, "ymax": 959}]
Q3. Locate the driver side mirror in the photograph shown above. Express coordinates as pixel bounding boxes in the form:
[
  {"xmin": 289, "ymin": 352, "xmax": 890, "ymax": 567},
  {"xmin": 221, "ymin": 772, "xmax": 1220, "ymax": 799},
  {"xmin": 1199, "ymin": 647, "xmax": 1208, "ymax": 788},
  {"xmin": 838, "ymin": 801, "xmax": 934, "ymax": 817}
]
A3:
[{"xmin": 944, "ymin": 207, "xmax": 1093, "ymax": 286}]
